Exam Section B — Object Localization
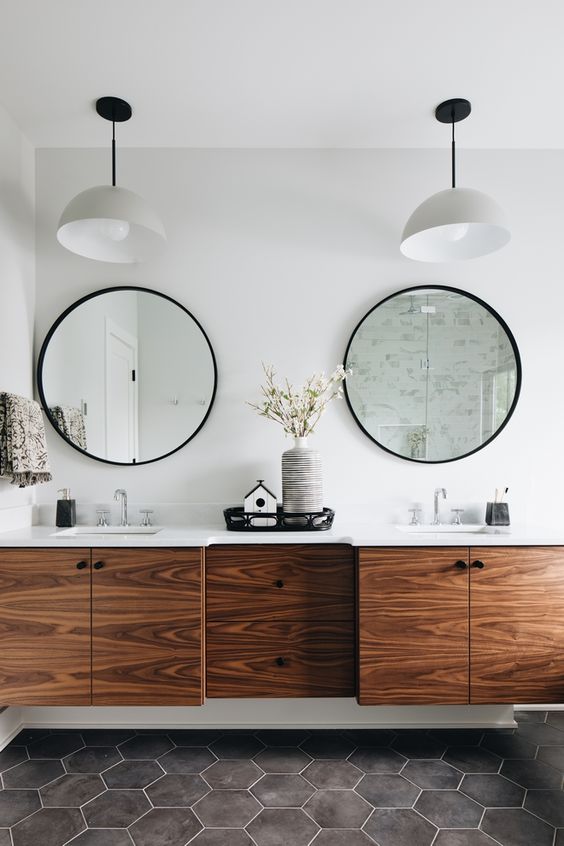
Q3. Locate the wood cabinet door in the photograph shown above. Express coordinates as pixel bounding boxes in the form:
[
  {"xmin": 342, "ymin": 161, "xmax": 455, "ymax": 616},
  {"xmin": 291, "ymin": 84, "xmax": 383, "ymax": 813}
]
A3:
[
  {"xmin": 0, "ymin": 548, "xmax": 91, "ymax": 705},
  {"xmin": 207, "ymin": 544, "xmax": 354, "ymax": 621},
  {"xmin": 358, "ymin": 547, "xmax": 469, "ymax": 705},
  {"xmin": 470, "ymin": 546, "xmax": 564, "ymax": 704},
  {"xmin": 92, "ymin": 548, "xmax": 203, "ymax": 705},
  {"xmin": 207, "ymin": 621, "xmax": 355, "ymax": 698}
]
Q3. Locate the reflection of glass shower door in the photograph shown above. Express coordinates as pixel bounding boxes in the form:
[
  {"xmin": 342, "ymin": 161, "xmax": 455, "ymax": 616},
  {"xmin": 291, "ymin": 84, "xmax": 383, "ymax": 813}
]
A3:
[{"xmin": 105, "ymin": 320, "xmax": 138, "ymax": 462}]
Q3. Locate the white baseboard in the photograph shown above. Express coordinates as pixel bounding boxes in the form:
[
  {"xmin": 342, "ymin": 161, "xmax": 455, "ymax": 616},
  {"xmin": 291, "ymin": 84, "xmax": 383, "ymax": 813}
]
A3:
[
  {"xmin": 0, "ymin": 707, "xmax": 23, "ymax": 750},
  {"xmin": 17, "ymin": 701, "xmax": 516, "ymax": 732}
]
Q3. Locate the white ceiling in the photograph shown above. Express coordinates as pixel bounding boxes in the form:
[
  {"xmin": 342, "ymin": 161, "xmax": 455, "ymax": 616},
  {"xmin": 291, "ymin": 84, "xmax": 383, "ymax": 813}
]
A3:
[{"xmin": 1, "ymin": 0, "xmax": 562, "ymax": 149}]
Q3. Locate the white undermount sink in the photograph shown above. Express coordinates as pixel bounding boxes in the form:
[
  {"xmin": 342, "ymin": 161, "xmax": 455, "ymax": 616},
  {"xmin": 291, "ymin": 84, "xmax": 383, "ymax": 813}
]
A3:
[
  {"xmin": 395, "ymin": 524, "xmax": 487, "ymax": 534},
  {"xmin": 52, "ymin": 526, "xmax": 162, "ymax": 536}
]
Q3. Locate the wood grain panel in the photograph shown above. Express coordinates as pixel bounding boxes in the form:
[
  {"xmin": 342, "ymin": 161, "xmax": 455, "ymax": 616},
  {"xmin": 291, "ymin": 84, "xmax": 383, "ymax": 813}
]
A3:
[
  {"xmin": 92, "ymin": 548, "xmax": 203, "ymax": 705},
  {"xmin": 207, "ymin": 621, "xmax": 355, "ymax": 697},
  {"xmin": 0, "ymin": 548, "xmax": 91, "ymax": 705},
  {"xmin": 206, "ymin": 544, "xmax": 354, "ymax": 621},
  {"xmin": 358, "ymin": 547, "xmax": 469, "ymax": 705},
  {"xmin": 470, "ymin": 546, "xmax": 564, "ymax": 704}
]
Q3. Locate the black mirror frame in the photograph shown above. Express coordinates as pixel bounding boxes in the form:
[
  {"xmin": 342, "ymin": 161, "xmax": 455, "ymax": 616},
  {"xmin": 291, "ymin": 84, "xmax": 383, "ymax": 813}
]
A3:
[
  {"xmin": 37, "ymin": 285, "xmax": 218, "ymax": 466},
  {"xmin": 343, "ymin": 284, "xmax": 522, "ymax": 464}
]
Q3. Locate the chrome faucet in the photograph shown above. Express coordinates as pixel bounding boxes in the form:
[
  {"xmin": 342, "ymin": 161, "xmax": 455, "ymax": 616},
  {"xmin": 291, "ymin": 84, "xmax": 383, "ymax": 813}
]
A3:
[
  {"xmin": 433, "ymin": 487, "xmax": 447, "ymax": 525},
  {"xmin": 114, "ymin": 489, "xmax": 128, "ymax": 527}
]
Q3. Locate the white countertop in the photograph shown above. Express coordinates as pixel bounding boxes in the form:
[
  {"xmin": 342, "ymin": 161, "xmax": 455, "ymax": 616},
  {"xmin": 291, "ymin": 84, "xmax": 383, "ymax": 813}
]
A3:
[{"xmin": 0, "ymin": 523, "xmax": 563, "ymax": 547}]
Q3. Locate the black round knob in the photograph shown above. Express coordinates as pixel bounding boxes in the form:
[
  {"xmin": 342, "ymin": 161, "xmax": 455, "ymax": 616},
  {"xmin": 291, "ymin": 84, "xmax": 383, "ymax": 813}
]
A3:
[
  {"xmin": 276, "ymin": 657, "xmax": 286, "ymax": 667},
  {"xmin": 454, "ymin": 560, "xmax": 467, "ymax": 569},
  {"xmin": 76, "ymin": 561, "xmax": 87, "ymax": 570},
  {"xmin": 93, "ymin": 561, "xmax": 105, "ymax": 570},
  {"xmin": 472, "ymin": 560, "xmax": 485, "ymax": 569},
  {"xmin": 275, "ymin": 579, "xmax": 284, "ymax": 589}
]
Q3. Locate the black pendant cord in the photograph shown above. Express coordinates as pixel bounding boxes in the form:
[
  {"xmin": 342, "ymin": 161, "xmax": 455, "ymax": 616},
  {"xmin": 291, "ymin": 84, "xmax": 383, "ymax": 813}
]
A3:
[
  {"xmin": 111, "ymin": 120, "xmax": 116, "ymax": 187},
  {"xmin": 451, "ymin": 118, "xmax": 456, "ymax": 188}
]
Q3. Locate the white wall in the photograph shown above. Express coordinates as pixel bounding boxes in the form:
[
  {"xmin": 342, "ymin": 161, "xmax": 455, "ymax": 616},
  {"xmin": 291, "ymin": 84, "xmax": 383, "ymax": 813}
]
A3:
[
  {"xmin": 0, "ymin": 103, "xmax": 35, "ymax": 515},
  {"xmin": 34, "ymin": 147, "xmax": 564, "ymax": 527}
]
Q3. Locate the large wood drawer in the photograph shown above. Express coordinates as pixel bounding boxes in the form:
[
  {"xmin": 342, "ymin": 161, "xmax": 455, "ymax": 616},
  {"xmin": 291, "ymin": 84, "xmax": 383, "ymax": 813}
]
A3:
[
  {"xmin": 207, "ymin": 621, "xmax": 355, "ymax": 697},
  {"xmin": 206, "ymin": 544, "xmax": 354, "ymax": 621}
]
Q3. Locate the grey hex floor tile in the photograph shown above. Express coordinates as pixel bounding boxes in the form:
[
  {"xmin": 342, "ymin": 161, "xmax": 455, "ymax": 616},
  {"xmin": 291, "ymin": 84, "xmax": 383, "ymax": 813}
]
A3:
[
  {"xmin": 0, "ymin": 747, "xmax": 28, "ymax": 772},
  {"xmin": 311, "ymin": 831, "xmax": 376, "ymax": 846},
  {"xmin": 103, "ymin": 759, "xmax": 163, "ymax": 788},
  {"xmin": 480, "ymin": 732, "xmax": 538, "ymax": 759},
  {"xmin": 210, "ymin": 735, "xmax": 265, "ymax": 760},
  {"xmin": 82, "ymin": 789, "xmax": 151, "ymax": 827},
  {"xmin": 28, "ymin": 733, "xmax": 84, "ymax": 759},
  {"xmin": 167, "ymin": 730, "xmax": 223, "ymax": 746},
  {"xmin": 64, "ymin": 746, "xmax": 122, "ymax": 773},
  {"xmin": 481, "ymin": 807, "xmax": 555, "ymax": 846},
  {"xmin": 3, "ymin": 759, "xmax": 64, "ymax": 788},
  {"xmin": 159, "ymin": 747, "xmax": 216, "ymax": 773},
  {"xmin": 194, "ymin": 789, "xmax": 261, "ymax": 827},
  {"xmin": 40, "ymin": 773, "xmax": 105, "ymax": 806},
  {"xmin": 300, "ymin": 733, "xmax": 355, "ymax": 760},
  {"xmin": 349, "ymin": 747, "xmax": 407, "ymax": 773},
  {"xmin": 251, "ymin": 773, "xmax": 315, "ymax": 807},
  {"xmin": 302, "ymin": 760, "xmax": 362, "ymax": 789},
  {"xmin": 401, "ymin": 759, "xmax": 462, "ymax": 789},
  {"xmin": 414, "ymin": 789, "xmax": 484, "ymax": 828},
  {"xmin": 514, "ymin": 710, "xmax": 547, "ymax": 723},
  {"xmin": 255, "ymin": 730, "xmax": 310, "ymax": 747},
  {"xmin": 0, "ymin": 790, "xmax": 41, "ymax": 827},
  {"xmin": 12, "ymin": 730, "xmax": 50, "ymax": 745},
  {"xmin": 66, "ymin": 831, "xmax": 133, "ymax": 846},
  {"xmin": 545, "ymin": 712, "xmax": 564, "ymax": 731},
  {"xmin": 0, "ymin": 831, "xmax": 11, "ymax": 846},
  {"xmin": 11, "ymin": 807, "xmax": 85, "ymax": 846},
  {"xmin": 128, "ymin": 807, "xmax": 202, "ymax": 846},
  {"xmin": 557, "ymin": 829, "xmax": 564, "ymax": 845},
  {"xmin": 537, "ymin": 745, "xmax": 564, "ymax": 771},
  {"xmin": 146, "ymin": 773, "xmax": 210, "ymax": 806},
  {"xmin": 433, "ymin": 832, "xmax": 499, "ymax": 846},
  {"xmin": 391, "ymin": 734, "xmax": 446, "ymax": 759},
  {"xmin": 443, "ymin": 746, "xmax": 502, "ymax": 774},
  {"xmin": 355, "ymin": 773, "xmax": 420, "ymax": 807},
  {"xmin": 203, "ymin": 759, "xmax": 263, "ymax": 789},
  {"xmin": 253, "ymin": 747, "xmax": 311, "ymax": 773},
  {"xmin": 189, "ymin": 831, "xmax": 253, "ymax": 845},
  {"xmin": 500, "ymin": 758, "xmax": 563, "ymax": 789},
  {"xmin": 305, "ymin": 789, "xmax": 372, "ymax": 828},
  {"xmin": 363, "ymin": 808, "xmax": 437, "ymax": 846},
  {"xmin": 524, "ymin": 789, "xmax": 564, "ymax": 827},
  {"xmin": 460, "ymin": 773, "xmax": 525, "ymax": 807},
  {"xmin": 516, "ymin": 722, "xmax": 564, "ymax": 745},
  {"xmin": 246, "ymin": 808, "xmax": 319, "ymax": 846},
  {"xmin": 81, "ymin": 729, "xmax": 135, "ymax": 746},
  {"xmin": 119, "ymin": 734, "xmax": 174, "ymax": 759}
]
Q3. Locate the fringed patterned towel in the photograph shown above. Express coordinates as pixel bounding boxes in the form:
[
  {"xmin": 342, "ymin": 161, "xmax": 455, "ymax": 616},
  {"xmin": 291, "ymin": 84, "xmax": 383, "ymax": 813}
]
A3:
[
  {"xmin": 49, "ymin": 405, "xmax": 87, "ymax": 451},
  {"xmin": 0, "ymin": 392, "xmax": 53, "ymax": 487}
]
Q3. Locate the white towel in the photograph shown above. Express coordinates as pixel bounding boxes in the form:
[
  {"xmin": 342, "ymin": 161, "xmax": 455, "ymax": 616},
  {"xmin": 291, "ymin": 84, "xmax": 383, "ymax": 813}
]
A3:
[{"xmin": 0, "ymin": 392, "xmax": 53, "ymax": 487}]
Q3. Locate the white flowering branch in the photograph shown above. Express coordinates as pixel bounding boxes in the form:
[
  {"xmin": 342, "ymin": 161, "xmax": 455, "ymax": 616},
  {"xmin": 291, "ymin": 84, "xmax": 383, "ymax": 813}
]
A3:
[{"xmin": 248, "ymin": 363, "xmax": 351, "ymax": 438}]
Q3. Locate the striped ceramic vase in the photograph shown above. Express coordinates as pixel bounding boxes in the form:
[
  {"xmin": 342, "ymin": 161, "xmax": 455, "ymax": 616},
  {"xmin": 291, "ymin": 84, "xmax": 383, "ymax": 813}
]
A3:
[{"xmin": 282, "ymin": 436, "xmax": 323, "ymax": 513}]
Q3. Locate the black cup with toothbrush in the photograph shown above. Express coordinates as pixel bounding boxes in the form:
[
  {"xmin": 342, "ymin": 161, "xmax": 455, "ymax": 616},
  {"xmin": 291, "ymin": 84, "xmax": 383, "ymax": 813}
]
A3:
[{"xmin": 486, "ymin": 487, "xmax": 510, "ymax": 526}]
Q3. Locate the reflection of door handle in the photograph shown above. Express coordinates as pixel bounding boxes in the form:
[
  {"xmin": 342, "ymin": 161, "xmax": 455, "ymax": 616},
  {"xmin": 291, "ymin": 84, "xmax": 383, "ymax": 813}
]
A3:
[{"xmin": 80, "ymin": 399, "xmax": 88, "ymax": 416}]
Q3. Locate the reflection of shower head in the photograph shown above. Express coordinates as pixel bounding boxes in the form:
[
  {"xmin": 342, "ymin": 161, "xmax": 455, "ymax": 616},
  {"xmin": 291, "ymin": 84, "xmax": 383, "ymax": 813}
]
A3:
[{"xmin": 400, "ymin": 295, "xmax": 436, "ymax": 315}]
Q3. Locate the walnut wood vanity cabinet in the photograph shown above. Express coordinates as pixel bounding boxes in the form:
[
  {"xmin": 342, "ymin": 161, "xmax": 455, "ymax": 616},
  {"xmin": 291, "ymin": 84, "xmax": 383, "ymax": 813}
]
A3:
[
  {"xmin": 0, "ymin": 548, "xmax": 203, "ymax": 706},
  {"xmin": 358, "ymin": 546, "xmax": 564, "ymax": 706},
  {"xmin": 206, "ymin": 544, "xmax": 355, "ymax": 697}
]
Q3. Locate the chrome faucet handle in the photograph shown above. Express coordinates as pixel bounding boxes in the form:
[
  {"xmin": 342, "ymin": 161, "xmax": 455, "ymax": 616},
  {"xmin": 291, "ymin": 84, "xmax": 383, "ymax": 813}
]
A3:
[
  {"xmin": 451, "ymin": 508, "xmax": 464, "ymax": 525},
  {"xmin": 139, "ymin": 510, "xmax": 153, "ymax": 527},
  {"xmin": 408, "ymin": 508, "xmax": 421, "ymax": 526},
  {"xmin": 96, "ymin": 510, "xmax": 109, "ymax": 527}
]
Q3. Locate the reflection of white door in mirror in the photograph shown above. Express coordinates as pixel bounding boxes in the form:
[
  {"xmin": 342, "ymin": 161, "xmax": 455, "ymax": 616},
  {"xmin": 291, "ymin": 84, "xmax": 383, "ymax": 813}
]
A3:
[{"xmin": 105, "ymin": 319, "xmax": 138, "ymax": 463}]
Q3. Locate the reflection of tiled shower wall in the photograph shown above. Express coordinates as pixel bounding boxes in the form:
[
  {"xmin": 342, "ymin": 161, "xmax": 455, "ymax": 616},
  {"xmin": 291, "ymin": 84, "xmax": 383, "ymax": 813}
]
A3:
[{"xmin": 347, "ymin": 295, "xmax": 515, "ymax": 460}]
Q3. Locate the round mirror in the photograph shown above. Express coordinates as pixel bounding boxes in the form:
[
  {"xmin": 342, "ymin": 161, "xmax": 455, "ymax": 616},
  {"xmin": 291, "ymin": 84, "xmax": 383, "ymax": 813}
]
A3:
[
  {"xmin": 37, "ymin": 286, "xmax": 217, "ymax": 465},
  {"xmin": 344, "ymin": 285, "xmax": 521, "ymax": 463}
]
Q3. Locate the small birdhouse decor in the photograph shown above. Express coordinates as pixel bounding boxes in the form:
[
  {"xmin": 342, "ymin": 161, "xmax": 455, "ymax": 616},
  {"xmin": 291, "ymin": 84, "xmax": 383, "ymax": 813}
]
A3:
[{"xmin": 244, "ymin": 480, "xmax": 277, "ymax": 527}]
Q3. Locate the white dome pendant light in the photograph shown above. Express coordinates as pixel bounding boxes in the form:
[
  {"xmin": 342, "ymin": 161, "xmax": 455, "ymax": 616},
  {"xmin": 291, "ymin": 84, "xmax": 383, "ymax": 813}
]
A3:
[
  {"xmin": 400, "ymin": 99, "xmax": 510, "ymax": 262},
  {"xmin": 57, "ymin": 97, "xmax": 166, "ymax": 263}
]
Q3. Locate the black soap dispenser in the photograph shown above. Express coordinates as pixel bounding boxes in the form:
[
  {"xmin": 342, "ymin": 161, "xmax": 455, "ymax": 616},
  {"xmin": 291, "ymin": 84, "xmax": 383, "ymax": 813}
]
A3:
[{"xmin": 56, "ymin": 488, "xmax": 76, "ymax": 528}]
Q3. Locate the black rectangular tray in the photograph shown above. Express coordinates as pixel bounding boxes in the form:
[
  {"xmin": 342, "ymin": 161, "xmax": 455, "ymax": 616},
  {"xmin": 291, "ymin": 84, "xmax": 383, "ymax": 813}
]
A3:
[{"xmin": 223, "ymin": 506, "xmax": 335, "ymax": 532}]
